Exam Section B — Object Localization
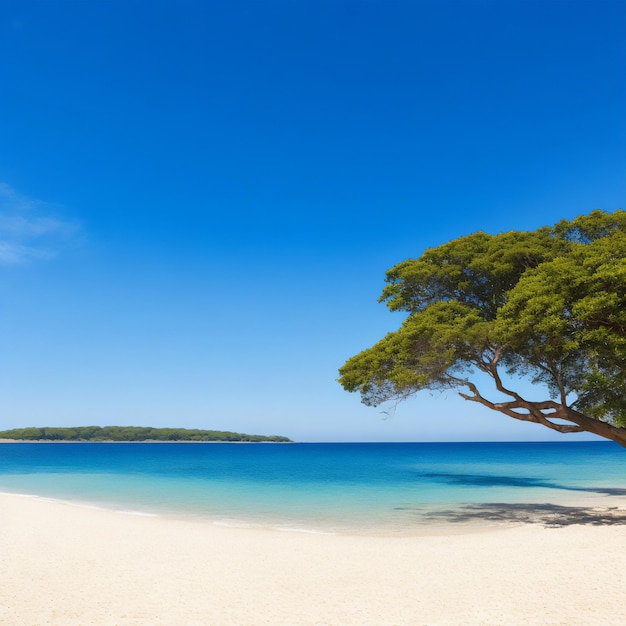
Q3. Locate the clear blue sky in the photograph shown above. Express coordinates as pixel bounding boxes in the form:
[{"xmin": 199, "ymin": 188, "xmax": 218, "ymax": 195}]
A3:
[{"xmin": 1, "ymin": 0, "xmax": 624, "ymax": 441}]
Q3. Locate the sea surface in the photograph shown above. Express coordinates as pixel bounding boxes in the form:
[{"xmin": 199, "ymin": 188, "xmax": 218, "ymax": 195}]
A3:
[{"xmin": 1, "ymin": 441, "xmax": 624, "ymax": 534}]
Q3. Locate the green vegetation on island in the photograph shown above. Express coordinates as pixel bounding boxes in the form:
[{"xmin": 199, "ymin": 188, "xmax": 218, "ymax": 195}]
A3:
[
  {"xmin": 339, "ymin": 210, "xmax": 626, "ymax": 447},
  {"xmin": 0, "ymin": 426, "xmax": 292, "ymax": 443}
]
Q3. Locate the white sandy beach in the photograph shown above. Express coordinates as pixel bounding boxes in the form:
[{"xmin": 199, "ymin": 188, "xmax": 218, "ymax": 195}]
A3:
[{"xmin": 1, "ymin": 493, "xmax": 625, "ymax": 626}]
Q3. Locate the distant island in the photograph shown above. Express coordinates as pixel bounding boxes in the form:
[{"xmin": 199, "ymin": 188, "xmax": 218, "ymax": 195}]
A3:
[{"xmin": 0, "ymin": 426, "xmax": 292, "ymax": 443}]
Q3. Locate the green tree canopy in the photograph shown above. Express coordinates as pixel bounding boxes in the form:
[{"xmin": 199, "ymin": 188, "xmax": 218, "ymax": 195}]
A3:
[{"xmin": 339, "ymin": 210, "xmax": 626, "ymax": 447}]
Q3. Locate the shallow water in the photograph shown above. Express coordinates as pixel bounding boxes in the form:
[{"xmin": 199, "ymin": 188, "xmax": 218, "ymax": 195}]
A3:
[{"xmin": 1, "ymin": 441, "xmax": 624, "ymax": 533}]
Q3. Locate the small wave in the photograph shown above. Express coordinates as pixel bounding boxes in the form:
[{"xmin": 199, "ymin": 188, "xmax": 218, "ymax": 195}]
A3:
[
  {"xmin": 0, "ymin": 490, "xmax": 34, "ymax": 498},
  {"xmin": 1, "ymin": 491, "xmax": 106, "ymax": 511},
  {"xmin": 274, "ymin": 526, "xmax": 334, "ymax": 535},
  {"xmin": 116, "ymin": 510, "xmax": 159, "ymax": 517},
  {"xmin": 212, "ymin": 519, "xmax": 254, "ymax": 529},
  {"xmin": 37, "ymin": 497, "xmax": 111, "ymax": 512}
]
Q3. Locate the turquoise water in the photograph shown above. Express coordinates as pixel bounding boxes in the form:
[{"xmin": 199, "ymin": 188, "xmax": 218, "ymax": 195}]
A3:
[{"xmin": 1, "ymin": 442, "xmax": 624, "ymax": 533}]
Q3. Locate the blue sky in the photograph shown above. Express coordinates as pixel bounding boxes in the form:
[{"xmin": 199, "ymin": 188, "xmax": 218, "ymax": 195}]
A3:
[{"xmin": 1, "ymin": 0, "xmax": 625, "ymax": 442}]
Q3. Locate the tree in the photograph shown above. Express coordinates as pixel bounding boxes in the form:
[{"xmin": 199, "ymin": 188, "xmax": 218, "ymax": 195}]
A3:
[{"xmin": 338, "ymin": 210, "xmax": 626, "ymax": 447}]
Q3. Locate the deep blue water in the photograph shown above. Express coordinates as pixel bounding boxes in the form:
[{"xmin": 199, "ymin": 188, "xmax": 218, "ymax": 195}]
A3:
[{"xmin": 1, "ymin": 441, "xmax": 624, "ymax": 533}]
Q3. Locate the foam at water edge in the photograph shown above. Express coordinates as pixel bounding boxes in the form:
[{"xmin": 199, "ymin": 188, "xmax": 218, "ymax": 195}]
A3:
[
  {"xmin": 212, "ymin": 519, "xmax": 255, "ymax": 529},
  {"xmin": 116, "ymin": 510, "xmax": 159, "ymax": 517},
  {"xmin": 274, "ymin": 526, "xmax": 334, "ymax": 535}
]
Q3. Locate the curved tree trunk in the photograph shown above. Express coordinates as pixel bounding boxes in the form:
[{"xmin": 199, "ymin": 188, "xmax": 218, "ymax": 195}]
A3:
[{"xmin": 458, "ymin": 380, "xmax": 626, "ymax": 448}]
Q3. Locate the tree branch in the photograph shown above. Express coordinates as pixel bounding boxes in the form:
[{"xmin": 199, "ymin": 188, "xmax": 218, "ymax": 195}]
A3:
[
  {"xmin": 456, "ymin": 372, "xmax": 626, "ymax": 446},
  {"xmin": 458, "ymin": 380, "xmax": 584, "ymax": 434}
]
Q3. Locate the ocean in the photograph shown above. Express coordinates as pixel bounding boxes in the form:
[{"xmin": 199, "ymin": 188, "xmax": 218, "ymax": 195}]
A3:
[{"xmin": 1, "ymin": 441, "xmax": 624, "ymax": 534}]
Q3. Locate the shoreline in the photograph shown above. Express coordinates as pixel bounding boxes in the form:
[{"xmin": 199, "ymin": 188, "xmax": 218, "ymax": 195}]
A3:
[
  {"xmin": 2, "ymin": 473, "xmax": 626, "ymax": 535},
  {"xmin": 4, "ymin": 485, "xmax": 625, "ymax": 537},
  {"xmin": 0, "ymin": 489, "xmax": 533, "ymax": 537},
  {"xmin": 2, "ymin": 493, "xmax": 626, "ymax": 625}
]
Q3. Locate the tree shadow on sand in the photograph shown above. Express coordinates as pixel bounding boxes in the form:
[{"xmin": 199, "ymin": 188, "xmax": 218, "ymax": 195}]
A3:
[{"xmin": 419, "ymin": 502, "xmax": 626, "ymax": 527}]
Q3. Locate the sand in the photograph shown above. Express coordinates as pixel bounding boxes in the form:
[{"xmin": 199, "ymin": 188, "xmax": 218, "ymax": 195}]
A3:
[{"xmin": 1, "ymin": 493, "xmax": 625, "ymax": 625}]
